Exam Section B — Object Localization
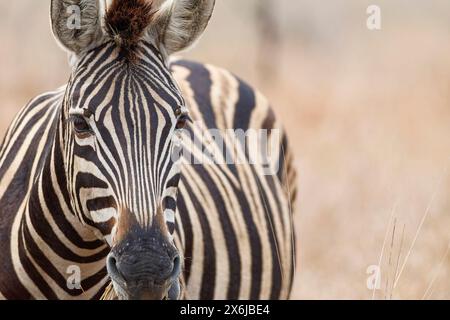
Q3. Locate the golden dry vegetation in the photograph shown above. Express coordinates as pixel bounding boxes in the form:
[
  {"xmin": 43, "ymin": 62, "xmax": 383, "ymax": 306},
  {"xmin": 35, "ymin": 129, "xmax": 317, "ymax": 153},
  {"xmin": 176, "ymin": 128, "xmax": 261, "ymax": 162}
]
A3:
[{"xmin": 1, "ymin": 1, "xmax": 449, "ymax": 299}]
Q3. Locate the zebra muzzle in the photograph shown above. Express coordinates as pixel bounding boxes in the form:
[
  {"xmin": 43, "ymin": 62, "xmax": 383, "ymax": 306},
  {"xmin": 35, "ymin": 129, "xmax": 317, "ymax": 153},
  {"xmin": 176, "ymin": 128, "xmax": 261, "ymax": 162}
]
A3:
[{"xmin": 106, "ymin": 233, "xmax": 181, "ymax": 300}]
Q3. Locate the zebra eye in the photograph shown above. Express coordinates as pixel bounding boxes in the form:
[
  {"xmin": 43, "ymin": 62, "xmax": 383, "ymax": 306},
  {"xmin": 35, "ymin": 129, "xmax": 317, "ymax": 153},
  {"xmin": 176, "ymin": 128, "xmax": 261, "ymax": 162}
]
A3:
[
  {"xmin": 69, "ymin": 115, "xmax": 93, "ymax": 137},
  {"xmin": 176, "ymin": 115, "xmax": 190, "ymax": 130}
]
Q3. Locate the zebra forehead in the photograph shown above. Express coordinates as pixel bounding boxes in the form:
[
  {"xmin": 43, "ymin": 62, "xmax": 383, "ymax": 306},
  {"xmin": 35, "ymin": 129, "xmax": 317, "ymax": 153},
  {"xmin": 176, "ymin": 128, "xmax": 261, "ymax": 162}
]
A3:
[{"xmin": 67, "ymin": 65, "xmax": 184, "ymax": 115}]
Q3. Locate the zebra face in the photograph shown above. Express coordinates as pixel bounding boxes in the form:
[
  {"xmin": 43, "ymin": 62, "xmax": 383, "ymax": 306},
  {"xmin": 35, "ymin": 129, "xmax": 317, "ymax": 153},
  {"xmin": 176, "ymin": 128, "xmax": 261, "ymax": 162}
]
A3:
[
  {"xmin": 63, "ymin": 41, "xmax": 187, "ymax": 299},
  {"xmin": 51, "ymin": 0, "xmax": 215, "ymax": 300}
]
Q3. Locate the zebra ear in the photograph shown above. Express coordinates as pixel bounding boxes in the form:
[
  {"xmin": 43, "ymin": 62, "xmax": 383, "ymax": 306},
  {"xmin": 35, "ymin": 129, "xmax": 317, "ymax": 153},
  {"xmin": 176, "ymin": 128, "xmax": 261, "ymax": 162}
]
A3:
[
  {"xmin": 50, "ymin": 0, "xmax": 103, "ymax": 55},
  {"xmin": 154, "ymin": 0, "xmax": 216, "ymax": 56}
]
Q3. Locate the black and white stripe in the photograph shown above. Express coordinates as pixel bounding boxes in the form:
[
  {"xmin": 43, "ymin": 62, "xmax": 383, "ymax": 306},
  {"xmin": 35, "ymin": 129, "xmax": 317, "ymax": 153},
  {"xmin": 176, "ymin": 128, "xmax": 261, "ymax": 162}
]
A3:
[{"xmin": 0, "ymin": 0, "xmax": 297, "ymax": 300}]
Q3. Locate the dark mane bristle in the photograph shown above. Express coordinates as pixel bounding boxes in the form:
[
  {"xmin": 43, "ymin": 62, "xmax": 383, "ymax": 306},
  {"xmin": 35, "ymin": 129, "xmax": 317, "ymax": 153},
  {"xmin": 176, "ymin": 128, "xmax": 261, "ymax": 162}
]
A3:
[{"xmin": 105, "ymin": 0, "xmax": 154, "ymax": 61}]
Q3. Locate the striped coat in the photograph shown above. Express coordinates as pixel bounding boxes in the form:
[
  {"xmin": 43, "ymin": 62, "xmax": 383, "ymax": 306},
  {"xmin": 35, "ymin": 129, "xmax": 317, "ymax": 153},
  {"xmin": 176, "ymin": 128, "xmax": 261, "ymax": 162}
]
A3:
[
  {"xmin": 0, "ymin": 59, "xmax": 296, "ymax": 300},
  {"xmin": 0, "ymin": 0, "xmax": 297, "ymax": 300}
]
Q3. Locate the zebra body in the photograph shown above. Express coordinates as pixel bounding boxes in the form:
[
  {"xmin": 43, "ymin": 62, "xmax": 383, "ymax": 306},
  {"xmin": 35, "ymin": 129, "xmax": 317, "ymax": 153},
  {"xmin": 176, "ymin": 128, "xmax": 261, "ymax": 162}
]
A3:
[{"xmin": 0, "ymin": 0, "xmax": 296, "ymax": 300}]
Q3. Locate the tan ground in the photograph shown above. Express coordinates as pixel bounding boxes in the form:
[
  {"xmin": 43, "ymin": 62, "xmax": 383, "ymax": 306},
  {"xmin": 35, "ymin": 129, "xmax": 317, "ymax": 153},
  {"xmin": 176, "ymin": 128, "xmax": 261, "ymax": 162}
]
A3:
[{"xmin": 1, "ymin": 1, "xmax": 449, "ymax": 299}]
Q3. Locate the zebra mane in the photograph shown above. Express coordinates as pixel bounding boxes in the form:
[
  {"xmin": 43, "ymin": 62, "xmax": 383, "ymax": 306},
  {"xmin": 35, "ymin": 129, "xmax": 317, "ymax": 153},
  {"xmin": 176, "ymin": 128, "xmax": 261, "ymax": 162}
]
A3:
[{"xmin": 105, "ymin": 0, "xmax": 155, "ymax": 61}]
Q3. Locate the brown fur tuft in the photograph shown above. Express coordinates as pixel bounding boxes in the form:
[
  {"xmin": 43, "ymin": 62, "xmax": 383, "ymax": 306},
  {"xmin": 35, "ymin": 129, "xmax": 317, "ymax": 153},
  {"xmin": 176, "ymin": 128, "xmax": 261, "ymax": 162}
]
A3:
[{"xmin": 105, "ymin": 0, "xmax": 154, "ymax": 61}]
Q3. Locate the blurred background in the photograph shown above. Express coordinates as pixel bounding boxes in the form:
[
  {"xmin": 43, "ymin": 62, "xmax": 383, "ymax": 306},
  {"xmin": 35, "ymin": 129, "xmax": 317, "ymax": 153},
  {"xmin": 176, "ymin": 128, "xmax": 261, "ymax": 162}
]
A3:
[{"xmin": 1, "ymin": 0, "xmax": 449, "ymax": 299}]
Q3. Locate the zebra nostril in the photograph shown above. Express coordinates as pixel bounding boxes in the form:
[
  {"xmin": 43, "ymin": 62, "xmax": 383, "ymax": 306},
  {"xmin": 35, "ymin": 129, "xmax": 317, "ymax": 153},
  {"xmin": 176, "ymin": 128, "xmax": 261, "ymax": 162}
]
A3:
[
  {"xmin": 106, "ymin": 254, "xmax": 117, "ymax": 274},
  {"xmin": 106, "ymin": 254, "xmax": 116, "ymax": 270},
  {"xmin": 168, "ymin": 279, "xmax": 181, "ymax": 300},
  {"xmin": 170, "ymin": 255, "xmax": 181, "ymax": 281},
  {"xmin": 106, "ymin": 253, "xmax": 126, "ymax": 287}
]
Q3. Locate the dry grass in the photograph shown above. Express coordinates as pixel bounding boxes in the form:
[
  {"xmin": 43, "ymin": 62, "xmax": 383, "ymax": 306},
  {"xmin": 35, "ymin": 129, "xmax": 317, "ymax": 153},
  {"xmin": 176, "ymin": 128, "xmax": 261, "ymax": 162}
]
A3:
[
  {"xmin": 1, "ymin": 1, "xmax": 449, "ymax": 299},
  {"xmin": 100, "ymin": 283, "xmax": 116, "ymax": 300}
]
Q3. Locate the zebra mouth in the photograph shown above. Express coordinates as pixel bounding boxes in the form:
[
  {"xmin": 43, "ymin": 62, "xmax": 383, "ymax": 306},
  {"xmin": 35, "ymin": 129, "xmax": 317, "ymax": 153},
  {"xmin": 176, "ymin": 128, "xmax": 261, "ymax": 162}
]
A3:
[
  {"xmin": 109, "ymin": 278, "xmax": 181, "ymax": 300},
  {"xmin": 106, "ymin": 252, "xmax": 181, "ymax": 300}
]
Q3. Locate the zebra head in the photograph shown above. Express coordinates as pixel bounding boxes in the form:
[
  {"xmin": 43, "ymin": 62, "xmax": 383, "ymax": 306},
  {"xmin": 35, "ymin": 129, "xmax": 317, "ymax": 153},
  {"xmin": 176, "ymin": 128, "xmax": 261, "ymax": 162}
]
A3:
[{"xmin": 50, "ymin": 0, "xmax": 215, "ymax": 299}]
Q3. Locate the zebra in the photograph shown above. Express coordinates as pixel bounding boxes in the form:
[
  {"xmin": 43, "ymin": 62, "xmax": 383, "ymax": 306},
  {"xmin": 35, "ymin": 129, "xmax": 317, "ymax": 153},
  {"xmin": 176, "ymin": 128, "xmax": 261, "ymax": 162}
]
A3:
[{"xmin": 0, "ymin": 0, "xmax": 297, "ymax": 300}]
